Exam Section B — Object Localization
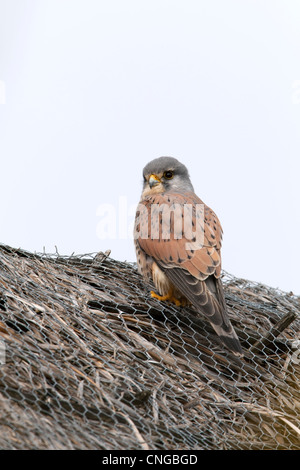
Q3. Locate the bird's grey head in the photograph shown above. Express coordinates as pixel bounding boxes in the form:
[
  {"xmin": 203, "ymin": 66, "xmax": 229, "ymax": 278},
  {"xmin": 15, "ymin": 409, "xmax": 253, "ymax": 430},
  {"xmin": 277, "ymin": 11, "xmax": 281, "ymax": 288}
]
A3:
[{"xmin": 142, "ymin": 156, "xmax": 194, "ymax": 196}]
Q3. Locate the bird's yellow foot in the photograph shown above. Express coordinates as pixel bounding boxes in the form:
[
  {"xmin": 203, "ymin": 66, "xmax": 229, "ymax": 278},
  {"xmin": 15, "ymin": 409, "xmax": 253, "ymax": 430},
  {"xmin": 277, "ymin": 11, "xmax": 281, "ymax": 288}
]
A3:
[{"xmin": 150, "ymin": 290, "xmax": 182, "ymax": 307}]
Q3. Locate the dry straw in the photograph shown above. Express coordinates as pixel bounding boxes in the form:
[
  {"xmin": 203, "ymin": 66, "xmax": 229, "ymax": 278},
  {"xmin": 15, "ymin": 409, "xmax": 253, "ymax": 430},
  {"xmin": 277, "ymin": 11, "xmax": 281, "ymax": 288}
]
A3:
[{"xmin": 0, "ymin": 243, "xmax": 299, "ymax": 449}]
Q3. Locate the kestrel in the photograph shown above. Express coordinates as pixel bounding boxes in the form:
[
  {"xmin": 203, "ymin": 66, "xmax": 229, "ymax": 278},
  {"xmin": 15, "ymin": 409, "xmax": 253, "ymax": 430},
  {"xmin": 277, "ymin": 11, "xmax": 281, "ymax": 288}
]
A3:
[{"xmin": 134, "ymin": 156, "xmax": 243, "ymax": 356}]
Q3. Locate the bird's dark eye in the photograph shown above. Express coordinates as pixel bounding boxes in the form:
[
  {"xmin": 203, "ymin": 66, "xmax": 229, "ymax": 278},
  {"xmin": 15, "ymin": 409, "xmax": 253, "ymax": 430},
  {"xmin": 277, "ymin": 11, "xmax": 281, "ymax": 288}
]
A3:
[{"xmin": 163, "ymin": 170, "xmax": 174, "ymax": 179}]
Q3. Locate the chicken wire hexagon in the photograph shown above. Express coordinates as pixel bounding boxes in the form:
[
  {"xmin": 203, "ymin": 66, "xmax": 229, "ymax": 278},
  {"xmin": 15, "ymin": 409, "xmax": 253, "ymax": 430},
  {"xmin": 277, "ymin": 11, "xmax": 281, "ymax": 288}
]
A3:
[{"xmin": 0, "ymin": 243, "xmax": 299, "ymax": 450}]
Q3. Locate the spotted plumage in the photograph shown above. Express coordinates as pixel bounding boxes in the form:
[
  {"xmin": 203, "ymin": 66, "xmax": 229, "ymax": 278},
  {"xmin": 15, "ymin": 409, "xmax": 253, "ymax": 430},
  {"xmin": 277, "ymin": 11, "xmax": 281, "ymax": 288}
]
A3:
[{"xmin": 134, "ymin": 156, "xmax": 243, "ymax": 356}]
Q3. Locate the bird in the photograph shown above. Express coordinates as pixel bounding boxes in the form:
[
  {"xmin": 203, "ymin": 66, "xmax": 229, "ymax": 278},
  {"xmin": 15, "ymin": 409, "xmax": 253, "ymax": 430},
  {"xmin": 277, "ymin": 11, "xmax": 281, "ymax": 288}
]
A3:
[{"xmin": 134, "ymin": 156, "xmax": 243, "ymax": 356}]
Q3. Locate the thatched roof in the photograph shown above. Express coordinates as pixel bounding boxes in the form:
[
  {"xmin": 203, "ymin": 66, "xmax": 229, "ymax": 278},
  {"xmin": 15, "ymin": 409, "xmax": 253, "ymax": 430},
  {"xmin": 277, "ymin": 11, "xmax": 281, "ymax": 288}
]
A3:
[{"xmin": 0, "ymin": 243, "xmax": 299, "ymax": 450}]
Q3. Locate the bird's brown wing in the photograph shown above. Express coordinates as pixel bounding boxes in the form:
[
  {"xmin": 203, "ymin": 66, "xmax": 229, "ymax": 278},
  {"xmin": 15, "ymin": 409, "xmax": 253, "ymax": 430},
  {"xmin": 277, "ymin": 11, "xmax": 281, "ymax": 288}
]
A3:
[
  {"xmin": 136, "ymin": 191, "xmax": 222, "ymax": 280},
  {"xmin": 135, "ymin": 191, "xmax": 242, "ymax": 355}
]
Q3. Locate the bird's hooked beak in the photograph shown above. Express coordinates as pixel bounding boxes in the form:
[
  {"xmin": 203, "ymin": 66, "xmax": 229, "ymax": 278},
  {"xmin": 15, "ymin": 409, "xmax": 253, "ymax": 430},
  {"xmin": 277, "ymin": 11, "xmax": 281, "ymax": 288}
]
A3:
[{"xmin": 149, "ymin": 174, "xmax": 161, "ymax": 188}]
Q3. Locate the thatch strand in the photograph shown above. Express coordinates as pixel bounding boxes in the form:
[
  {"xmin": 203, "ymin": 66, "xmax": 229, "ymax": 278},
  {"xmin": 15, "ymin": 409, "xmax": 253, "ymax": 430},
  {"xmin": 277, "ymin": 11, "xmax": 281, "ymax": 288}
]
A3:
[{"xmin": 0, "ymin": 243, "xmax": 299, "ymax": 449}]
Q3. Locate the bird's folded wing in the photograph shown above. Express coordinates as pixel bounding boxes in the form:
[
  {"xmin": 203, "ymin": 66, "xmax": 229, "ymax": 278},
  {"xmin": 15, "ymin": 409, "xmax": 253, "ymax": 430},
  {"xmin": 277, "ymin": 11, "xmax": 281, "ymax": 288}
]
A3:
[
  {"xmin": 136, "ymin": 191, "xmax": 243, "ymax": 355},
  {"xmin": 136, "ymin": 191, "xmax": 223, "ymax": 281}
]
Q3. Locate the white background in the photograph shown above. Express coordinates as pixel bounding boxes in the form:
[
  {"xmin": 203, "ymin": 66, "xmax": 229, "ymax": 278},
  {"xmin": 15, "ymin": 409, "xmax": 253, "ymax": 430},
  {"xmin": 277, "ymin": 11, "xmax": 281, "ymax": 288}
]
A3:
[{"xmin": 0, "ymin": 0, "xmax": 300, "ymax": 294}]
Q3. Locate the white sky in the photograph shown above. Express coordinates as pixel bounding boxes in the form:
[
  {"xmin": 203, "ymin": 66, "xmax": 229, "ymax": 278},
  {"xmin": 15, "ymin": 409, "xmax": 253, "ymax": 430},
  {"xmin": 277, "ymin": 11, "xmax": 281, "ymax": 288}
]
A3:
[{"xmin": 0, "ymin": 0, "xmax": 300, "ymax": 294}]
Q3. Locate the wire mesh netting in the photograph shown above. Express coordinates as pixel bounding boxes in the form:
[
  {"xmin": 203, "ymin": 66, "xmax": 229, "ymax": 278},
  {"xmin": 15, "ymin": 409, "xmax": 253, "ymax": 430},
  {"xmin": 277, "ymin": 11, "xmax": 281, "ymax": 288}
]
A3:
[{"xmin": 0, "ymin": 243, "xmax": 299, "ymax": 450}]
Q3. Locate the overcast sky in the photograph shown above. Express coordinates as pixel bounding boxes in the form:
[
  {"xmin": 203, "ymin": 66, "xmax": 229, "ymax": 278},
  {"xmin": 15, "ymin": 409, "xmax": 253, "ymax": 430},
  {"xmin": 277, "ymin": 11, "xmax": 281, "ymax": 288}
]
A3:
[{"xmin": 0, "ymin": 0, "xmax": 300, "ymax": 294}]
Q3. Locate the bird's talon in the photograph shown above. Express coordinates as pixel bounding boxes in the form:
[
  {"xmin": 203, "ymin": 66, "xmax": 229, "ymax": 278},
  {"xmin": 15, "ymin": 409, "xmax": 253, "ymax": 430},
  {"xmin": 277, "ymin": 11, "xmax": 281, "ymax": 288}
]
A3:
[{"xmin": 150, "ymin": 290, "xmax": 183, "ymax": 307}]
